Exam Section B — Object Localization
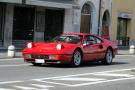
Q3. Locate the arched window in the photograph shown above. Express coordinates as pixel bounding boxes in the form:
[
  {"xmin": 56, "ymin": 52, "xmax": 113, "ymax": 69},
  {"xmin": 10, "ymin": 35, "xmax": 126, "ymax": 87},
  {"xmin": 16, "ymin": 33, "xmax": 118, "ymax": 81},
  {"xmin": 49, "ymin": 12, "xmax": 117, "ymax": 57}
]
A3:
[{"xmin": 81, "ymin": 4, "xmax": 91, "ymax": 14}]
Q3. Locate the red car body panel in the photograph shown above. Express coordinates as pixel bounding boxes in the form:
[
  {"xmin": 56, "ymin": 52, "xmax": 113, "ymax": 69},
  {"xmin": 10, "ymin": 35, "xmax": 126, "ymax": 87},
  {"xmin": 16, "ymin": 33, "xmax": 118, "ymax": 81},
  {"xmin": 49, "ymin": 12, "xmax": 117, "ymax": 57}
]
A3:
[
  {"xmin": 23, "ymin": 42, "xmax": 81, "ymax": 62},
  {"xmin": 22, "ymin": 33, "xmax": 118, "ymax": 64}
]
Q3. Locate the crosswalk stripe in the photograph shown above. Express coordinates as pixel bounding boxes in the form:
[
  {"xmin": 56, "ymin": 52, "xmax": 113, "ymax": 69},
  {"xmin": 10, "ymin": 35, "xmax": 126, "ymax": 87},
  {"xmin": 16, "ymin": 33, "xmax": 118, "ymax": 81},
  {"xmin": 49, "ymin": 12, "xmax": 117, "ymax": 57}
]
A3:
[
  {"xmin": 52, "ymin": 77, "xmax": 106, "ymax": 81},
  {"xmin": 31, "ymin": 84, "xmax": 54, "ymax": 88},
  {"xmin": 93, "ymin": 73, "xmax": 134, "ymax": 77},
  {"xmin": 13, "ymin": 86, "xmax": 38, "ymax": 90}
]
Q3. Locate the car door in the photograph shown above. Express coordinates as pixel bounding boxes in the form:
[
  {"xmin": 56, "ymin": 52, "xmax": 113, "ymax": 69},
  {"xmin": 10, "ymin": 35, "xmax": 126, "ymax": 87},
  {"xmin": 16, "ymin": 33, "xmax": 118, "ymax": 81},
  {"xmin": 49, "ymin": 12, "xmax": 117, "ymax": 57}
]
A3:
[
  {"xmin": 93, "ymin": 36, "xmax": 106, "ymax": 60},
  {"xmin": 83, "ymin": 35, "xmax": 105, "ymax": 61},
  {"xmin": 83, "ymin": 35, "xmax": 97, "ymax": 61}
]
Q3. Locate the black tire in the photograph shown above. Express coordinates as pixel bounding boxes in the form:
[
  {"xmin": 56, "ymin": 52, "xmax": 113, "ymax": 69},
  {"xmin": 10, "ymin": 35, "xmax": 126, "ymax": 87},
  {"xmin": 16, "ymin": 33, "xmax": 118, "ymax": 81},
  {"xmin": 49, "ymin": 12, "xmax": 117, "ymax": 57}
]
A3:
[
  {"xmin": 71, "ymin": 50, "xmax": 82, "ymax": 67},
  {"xmin": 102, "ymin": 49, "xmax": 113, "ymax": 65}
]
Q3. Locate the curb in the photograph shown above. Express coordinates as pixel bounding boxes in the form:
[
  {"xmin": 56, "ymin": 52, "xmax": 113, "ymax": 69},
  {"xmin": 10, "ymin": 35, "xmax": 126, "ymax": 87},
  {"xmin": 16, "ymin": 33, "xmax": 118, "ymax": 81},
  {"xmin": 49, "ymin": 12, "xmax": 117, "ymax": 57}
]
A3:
[
  {"xmin": 116, "ymin": 54, "xmax": 135, "ymax": 56},
  {"xmin": 0, "ymin": 58, "xmax": 23, "ymax": 61},
  {"xmin": 0, "ymin": 56, "xmax": 22, "ymax": 59}
]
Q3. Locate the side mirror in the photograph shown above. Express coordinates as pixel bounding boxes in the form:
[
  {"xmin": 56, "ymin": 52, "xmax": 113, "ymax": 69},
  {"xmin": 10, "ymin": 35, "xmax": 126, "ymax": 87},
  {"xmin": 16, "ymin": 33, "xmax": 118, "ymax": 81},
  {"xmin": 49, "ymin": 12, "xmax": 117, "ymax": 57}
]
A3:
[
  {"xmin": 83, "ymin": 43, "xmax": 87, "ymax": 46},
  {"xmin": 83, "ymin": 40, "xmax": 94, "ymax": 46}
]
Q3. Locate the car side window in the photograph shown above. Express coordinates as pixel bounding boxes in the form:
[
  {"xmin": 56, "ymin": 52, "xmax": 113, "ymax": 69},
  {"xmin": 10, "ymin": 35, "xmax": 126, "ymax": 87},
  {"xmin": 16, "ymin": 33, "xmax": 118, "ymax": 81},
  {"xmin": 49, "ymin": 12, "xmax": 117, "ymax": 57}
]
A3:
[
  {"xmin": 84, "ymin": 35, "xmax": 103, "ymax": 45},
  {"xmin": 84, "ymin": 35, "xmax": 96, "ymax": 45},
  {"xmin": 95, "ymin": 37, "xmax": 102, "ymax": 44}
]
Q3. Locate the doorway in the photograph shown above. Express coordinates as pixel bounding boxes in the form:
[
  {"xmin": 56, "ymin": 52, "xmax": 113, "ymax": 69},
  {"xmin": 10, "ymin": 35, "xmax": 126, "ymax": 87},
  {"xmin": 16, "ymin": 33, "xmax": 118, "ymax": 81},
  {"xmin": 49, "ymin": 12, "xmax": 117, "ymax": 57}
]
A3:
[
  {"xmin": 0, "ymin": 3, "xmax": 5, "ymax": 46},
  {"xmin": 117, "ymin": 18, "xmax": 129, "ymax": 46},
  {"xmin": 80, "ymin": 3, "xmax": 91, "ymax": 33},
  {"xmin": 13, "ymin": 6, "xmax": 35, "ymax": 47},
  {"xmin": 44, "ymin": 9, "xmax": 64, "ymax": 41},
  {"xmin": 102, "ymin": 10, "xmax": 110, "ymax": 40}
]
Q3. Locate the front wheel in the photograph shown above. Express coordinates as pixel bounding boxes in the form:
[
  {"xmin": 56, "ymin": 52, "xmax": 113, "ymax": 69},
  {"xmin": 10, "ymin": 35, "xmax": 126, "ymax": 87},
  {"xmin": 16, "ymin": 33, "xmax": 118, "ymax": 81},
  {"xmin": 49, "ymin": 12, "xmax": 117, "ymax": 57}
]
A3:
[
  {"xmin": 71, "ymin": 50, "xmax": 82, "ymax": 67},
  {"xmin": 102, "ymin": 49, "xmax": 113, "ymax": 65}
]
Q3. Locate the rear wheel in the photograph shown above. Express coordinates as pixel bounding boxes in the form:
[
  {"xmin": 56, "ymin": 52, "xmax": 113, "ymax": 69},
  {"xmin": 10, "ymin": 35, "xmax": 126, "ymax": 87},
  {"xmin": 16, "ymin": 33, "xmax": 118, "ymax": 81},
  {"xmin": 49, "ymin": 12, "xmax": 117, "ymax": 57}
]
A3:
[
  {"xmin": 102, "ymin": 49, "xmax": 113, "ymax": 65},
  {"xmin": 71, "ymin": 50, "xmax": 82, "ymax": 67}
]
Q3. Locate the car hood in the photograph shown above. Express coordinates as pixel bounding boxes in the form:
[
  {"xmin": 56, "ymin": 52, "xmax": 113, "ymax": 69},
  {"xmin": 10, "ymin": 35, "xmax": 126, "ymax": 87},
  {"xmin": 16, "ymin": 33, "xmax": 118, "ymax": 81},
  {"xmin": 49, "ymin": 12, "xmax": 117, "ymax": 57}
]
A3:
[
  {"xmin": 23, "ymin": 42, "xmax": 80, "ymax": 54},
  {"xmin": 34, "ymin": 42, "xmax": 58, "ymax": 50}
]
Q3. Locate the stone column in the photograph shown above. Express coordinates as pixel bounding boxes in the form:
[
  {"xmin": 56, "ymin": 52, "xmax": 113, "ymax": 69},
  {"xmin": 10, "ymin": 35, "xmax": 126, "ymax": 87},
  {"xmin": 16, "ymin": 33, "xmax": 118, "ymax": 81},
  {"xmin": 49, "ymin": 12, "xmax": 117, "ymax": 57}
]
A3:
[
  {"xmin": 72, "ymin": 7, "xmax": 81, "ymax": 32},
  {"xmin": 91, "ymin": 11, "xmax": 98, "ymax": 35},
  {"xmin": 64, "ymin": 5, "xmax": 84, "ymax": 33},
  {"xmin": 4, "ymin": 4, "xmax": 14, "ymax": 48},
  {"xmin": 63, "ymin": 9, "xmax": 73, "ymax": 32}
]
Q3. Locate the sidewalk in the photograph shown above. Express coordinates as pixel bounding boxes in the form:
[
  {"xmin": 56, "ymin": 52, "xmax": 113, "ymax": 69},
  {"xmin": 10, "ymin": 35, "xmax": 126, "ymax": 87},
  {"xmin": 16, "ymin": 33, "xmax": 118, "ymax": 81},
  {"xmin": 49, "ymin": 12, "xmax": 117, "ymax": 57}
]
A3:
[
  {"xmin": 0, "ymin": 51, "xmax": 22, "ymax": 59},
  {"xmin": 117, "ymin": 49, "xmax": 130, "ymax": 55},
  {"xmin": 0, "ymin": 46, "xmax": 22, "ymax": 59},
  {"xmin": 0, "ymin": 49, "xmax": 134, "ymax": 59}
]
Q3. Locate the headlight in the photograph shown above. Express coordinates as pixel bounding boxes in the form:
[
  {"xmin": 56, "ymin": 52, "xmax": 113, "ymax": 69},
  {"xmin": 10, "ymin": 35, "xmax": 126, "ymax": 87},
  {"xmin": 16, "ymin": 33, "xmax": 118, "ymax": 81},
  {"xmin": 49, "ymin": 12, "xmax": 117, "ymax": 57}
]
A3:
[
  {"xmin": 56, "ymin": 44, "xmax": 63, "ymax": 50},
  {"xmin": 27, "ymin": 42, "xmax": 33, "ymax": 48}
]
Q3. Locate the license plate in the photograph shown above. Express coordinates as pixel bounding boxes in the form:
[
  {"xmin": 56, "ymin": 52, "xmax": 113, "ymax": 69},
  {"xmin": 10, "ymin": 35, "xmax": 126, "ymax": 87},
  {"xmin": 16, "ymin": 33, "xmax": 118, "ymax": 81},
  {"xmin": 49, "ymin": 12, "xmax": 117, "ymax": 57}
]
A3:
[{"xmin": 35, "ymin": 59, "xmax": 45, "ymax": 63}]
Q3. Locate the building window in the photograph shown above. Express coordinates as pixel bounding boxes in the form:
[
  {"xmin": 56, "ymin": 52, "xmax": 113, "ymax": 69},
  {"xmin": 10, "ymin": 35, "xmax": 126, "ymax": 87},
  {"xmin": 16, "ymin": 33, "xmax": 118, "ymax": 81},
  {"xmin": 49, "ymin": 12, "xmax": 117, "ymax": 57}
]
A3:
[{"xmin": 81, "ymin": 4, "xmax": 91, "ymax": 14}]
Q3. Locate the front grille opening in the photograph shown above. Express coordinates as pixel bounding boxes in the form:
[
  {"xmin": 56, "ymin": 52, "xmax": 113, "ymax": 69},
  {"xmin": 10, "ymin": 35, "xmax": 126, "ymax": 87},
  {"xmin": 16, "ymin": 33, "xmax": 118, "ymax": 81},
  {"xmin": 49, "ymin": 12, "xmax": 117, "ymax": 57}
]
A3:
[{"xmin": 31, "ymin": 55, "xmax": 49, "ymax": 59}]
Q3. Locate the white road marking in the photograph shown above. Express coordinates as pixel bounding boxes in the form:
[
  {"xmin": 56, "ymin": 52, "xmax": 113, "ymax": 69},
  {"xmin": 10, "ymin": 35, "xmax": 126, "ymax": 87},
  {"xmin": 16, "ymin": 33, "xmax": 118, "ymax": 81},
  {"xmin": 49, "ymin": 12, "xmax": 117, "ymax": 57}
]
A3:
[
  {"xmin": 34, "ymin": 77, "xmax": 135, "ymax": 87},
  {"xmin": 93, "ymin": 73, "xmax": 134, "ymax": 77},
  {"xmin": 0, "ymin": 64, "xmax": 31, "ymax": 68},
  {"xmin": 36, "ymin": 80, "xmax": 72, "ymax": 86},
  {"xmin": 70, "ymin": 77, "xmax": 135, "ymax": 87},
  {"xmin": 0, "ymin": 68, "xmax": 135, "ymax": 87},
  {"xmin": 32, "ymin": 68, "xmax": 135, "ymax": 87},
  {"xmin": 0, "ymin": 88, "xmax": 13, "ymax": 90},
  {"xmin": 33, "ymin": 68, "xmax": 135, "ymax": 81},
  {"xmin": 13, "ymin": 85, "xmax": 38, "ymax": 90},
  {"xmin": 0, "ymin": 81, "xmax": 22, "ymax": 85},
  {"xmin": 52, "ymin": 77, "xmax": 106, "ymax": 81},
  {"xmin": 31, "ymin": 84, "xmax": 54, "ymax": 88}
]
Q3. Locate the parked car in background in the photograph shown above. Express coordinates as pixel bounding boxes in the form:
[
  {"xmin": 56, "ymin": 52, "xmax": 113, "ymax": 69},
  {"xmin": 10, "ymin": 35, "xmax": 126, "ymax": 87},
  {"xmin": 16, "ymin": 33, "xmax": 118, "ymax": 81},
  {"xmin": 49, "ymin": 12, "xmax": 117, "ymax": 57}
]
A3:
[{"xmin": 22, "ymin": 32, "xmax": 118, "ymax": 67}]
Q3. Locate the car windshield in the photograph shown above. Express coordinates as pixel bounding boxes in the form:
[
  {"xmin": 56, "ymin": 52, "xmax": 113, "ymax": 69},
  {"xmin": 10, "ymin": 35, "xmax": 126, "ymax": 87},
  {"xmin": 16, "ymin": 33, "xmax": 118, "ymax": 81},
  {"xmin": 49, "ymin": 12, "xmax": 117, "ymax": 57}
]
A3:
[{"xmin": 48, "ymin": 35, "xmax": 82, "ymax": 44}]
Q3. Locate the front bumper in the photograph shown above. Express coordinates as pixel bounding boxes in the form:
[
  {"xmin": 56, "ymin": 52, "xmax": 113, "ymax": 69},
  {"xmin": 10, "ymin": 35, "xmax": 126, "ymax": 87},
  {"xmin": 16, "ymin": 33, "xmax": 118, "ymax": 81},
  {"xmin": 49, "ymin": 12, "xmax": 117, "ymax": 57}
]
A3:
[
  {"xmin": 23, "ymin": 54, "xmax": 72, "ymax": 64},
  {"xmin": 25, "ymin": 59, "xmax": 69, "ymax": 64}
]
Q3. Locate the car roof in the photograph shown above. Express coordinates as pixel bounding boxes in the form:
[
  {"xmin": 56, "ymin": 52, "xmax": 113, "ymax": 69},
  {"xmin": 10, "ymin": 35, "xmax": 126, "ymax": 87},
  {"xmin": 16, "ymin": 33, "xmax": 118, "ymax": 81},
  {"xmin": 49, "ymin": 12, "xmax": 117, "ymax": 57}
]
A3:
[
  {"xmin": 63, "ymin": 32, "xmax": 90, "ymax": 36},
  {"xmin": 63, "ymin": 32, "xmax": 98, "ymax": 37},
  {"xmin": 62, "ymin": 32, "xmax": 104, "ymax": 41}
]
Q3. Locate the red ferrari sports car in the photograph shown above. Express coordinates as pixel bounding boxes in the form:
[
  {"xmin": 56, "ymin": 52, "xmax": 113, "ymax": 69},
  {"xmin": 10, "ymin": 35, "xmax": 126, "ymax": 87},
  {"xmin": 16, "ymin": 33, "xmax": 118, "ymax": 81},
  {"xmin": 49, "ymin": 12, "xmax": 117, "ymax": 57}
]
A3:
[{"xmin": 22, "ymin": 33, "xmax": 118, "ymax": 67}]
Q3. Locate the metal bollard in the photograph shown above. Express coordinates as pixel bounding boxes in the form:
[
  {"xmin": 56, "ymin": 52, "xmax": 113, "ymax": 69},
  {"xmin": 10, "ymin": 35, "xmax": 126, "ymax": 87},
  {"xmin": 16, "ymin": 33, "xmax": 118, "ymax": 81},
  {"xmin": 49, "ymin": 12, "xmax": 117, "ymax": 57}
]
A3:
[
  {"xmin": 7, "ymin": 45, "xmax": 15, "ymax": 58},
  {"xmin": 129, "ymin": 45, "xmax": 135, "ymax": 54}
]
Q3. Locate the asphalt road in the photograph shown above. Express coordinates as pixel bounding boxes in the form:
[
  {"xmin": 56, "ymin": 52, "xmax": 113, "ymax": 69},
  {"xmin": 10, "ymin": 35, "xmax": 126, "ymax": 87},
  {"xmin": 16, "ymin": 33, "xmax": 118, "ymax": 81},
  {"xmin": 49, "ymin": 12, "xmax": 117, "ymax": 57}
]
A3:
[{"xmin": 0, "ymin": 55, "xmax": 135, "ymax": 90}]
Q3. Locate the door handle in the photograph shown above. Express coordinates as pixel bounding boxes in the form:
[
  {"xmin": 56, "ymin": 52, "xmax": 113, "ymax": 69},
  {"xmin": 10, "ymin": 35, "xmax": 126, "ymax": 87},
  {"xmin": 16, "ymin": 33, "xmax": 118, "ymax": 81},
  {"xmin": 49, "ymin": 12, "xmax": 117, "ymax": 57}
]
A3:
[{"xmin": 99, "ymin": 44, "xmax": 103, "ymax": 49}]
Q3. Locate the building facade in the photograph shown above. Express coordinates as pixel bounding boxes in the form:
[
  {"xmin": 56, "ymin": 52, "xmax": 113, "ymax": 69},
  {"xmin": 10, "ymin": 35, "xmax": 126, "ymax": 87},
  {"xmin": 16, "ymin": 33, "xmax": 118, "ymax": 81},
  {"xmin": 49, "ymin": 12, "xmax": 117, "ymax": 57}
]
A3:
[
  {"xmin": 111, "ymin": 0, "xmax": 135, "ymax": 49},
  {"xmin": 0, "ymin": 0, "xmax": 111, "ymax": 49}
]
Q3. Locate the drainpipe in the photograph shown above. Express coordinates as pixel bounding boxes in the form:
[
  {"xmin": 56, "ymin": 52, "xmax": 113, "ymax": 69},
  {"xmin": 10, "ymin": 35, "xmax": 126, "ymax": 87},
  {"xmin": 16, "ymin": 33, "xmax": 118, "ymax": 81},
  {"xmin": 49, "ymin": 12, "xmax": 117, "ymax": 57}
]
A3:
[{"xmin": 97, "ymin": 0, "xmax": 102, "ymax": 36}]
